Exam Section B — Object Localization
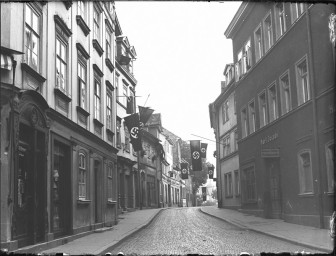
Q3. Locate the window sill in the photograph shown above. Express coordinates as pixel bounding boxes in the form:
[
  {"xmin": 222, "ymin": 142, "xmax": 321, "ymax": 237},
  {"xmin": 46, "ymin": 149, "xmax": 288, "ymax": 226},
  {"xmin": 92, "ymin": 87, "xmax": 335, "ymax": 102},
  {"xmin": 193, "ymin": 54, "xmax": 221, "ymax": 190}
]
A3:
[
  {"xmin": 76, "ymin": 106, "xmax": 90, "ymax": 117},
  {"xmin": 93, "ymin": 118, "xmax": 104, "ymax": 128},
  {"xmin": 325, "ymin": 191, "xmax": 334, "ymax": 196},
  {"xmin": 225, "ymin": 195, "xmax": 234, "ymax": 198},
  {"xmin": 105, "ymin": 58, "xmax": 115, "ymax": 73},
  {"xmin": 77, "ymin": 199, "xmax": 91, "ymax": 204},
  {"xmin": 21, "ymin": 63, "xmax": 46, "ymax": 83},
  {"xmin": 76, "ymin": 15, "xmax": 90, "ymax": 36},
  {"xmin": 298, "ymin": 192, "xmax": 314, "ymax": 197},
  {"xmin": 92, "ymin": 39, "xmax": 104, "ymax": 57},
  {"xmin": 106, "ymin": 128, "xmax": 115, "ymax": 137},
  {"xmin": 107, "ymin": 200, "xmax": 117, "ymax": 205},
  {"xmin": 54, "ymin": 87, "xmax": 72, "ymax": 102}
]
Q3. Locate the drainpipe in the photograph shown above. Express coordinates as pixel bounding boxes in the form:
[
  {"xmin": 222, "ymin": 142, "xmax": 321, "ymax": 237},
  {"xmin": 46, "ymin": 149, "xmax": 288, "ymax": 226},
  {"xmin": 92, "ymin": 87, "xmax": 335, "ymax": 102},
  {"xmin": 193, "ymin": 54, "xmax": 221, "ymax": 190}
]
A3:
[{"xmin": 306, "ymin": 6, "xmax": 324, "ymax": 229}]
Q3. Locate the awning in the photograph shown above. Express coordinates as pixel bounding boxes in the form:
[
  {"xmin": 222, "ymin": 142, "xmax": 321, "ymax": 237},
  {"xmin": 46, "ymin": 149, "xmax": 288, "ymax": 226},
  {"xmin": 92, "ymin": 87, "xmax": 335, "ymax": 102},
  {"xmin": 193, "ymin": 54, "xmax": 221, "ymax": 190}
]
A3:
[{"xmin": 1, "ymin": 54, "xmax": 13, "ymax": 70}]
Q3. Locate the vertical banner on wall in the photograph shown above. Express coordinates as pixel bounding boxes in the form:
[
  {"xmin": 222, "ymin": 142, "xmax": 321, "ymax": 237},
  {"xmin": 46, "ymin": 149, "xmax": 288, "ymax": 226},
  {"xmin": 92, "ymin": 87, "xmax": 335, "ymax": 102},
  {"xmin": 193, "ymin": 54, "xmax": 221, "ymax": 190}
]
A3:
[
  {"xmin": 124, "ymin": 113, "xmax": 142, "ymax": 151},
  {"xmin": 190, "ymin": 140, "xmax": 202, "ymax": 171},
  {"xmin": 200, "ymin": 143, "xmax": 207, "ymax": 158},
  {"xmin": 181, "ymin": 162, "xmax": 188, "ymax": 179},
  {"xmin": 202, "ymin": 187, "xmax": 207, "ymax": 201},
  {"xmin": 208, "ymin": 166, "xmax": 214, "ymax": 179}
]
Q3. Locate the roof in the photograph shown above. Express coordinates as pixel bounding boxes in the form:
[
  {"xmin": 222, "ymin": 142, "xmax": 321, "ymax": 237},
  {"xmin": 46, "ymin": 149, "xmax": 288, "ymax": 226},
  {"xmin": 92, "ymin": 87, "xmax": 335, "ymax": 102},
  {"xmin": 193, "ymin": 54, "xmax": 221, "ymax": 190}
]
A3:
[
  {"xmin": 224, "ymin": 2, "xmax": 248, "ymax": 39},
  {"xmin": 161, "ymin": 127, "xmax": 181, "ymax": 146}
]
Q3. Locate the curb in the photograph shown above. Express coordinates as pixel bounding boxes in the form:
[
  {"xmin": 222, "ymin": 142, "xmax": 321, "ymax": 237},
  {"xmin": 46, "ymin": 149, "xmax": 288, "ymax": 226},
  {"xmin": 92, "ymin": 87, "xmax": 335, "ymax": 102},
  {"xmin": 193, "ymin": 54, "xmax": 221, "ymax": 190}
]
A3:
[
  {"xmin": 98, "ymin": 208, "xmax": 166, "ymax": 255},
  {"xmin": 199, "ymin": 208, "xmax": 331, "ymax": 253}
]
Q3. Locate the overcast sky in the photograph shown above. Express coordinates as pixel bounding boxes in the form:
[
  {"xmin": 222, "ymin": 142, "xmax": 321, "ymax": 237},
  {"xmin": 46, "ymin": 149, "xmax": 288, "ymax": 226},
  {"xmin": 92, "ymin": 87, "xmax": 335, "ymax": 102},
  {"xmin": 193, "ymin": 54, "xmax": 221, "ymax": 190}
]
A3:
[{"xmin": 115, "ymin": 1, "xmax": 241, "ymax": 174}]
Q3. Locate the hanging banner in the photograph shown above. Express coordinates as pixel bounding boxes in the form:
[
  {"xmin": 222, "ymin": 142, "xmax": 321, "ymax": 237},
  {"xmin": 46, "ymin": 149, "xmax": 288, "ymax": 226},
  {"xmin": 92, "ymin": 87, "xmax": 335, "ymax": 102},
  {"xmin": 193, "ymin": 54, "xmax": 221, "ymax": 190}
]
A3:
[
  {"xmin": 190, "ymin": 140, "xmax": 202, "ymax": 171},
  {"xmin": 124, "ymin": 113, "xmax": 142, "ymax": 151},
  {"xmin": 181, "ymin": 162, "xmax": 188, "ymax": 179},
  {"xmin": 202, "ymin": 187, "xmax": 207, "ymax": 201},
  {"xmin": 126, "ymin": 96, "xmax": 134, "ymax": 114},
  {"xmin": 201, "ymin": 143, "xmax": 207, "ymax": 158},
  {"xmin": 138, "ymin": 106, "xmax": 154, "ymax": 126},
  {"xmin": 208, "ymin": 166, "xmax": 214, "ymax": 179}
]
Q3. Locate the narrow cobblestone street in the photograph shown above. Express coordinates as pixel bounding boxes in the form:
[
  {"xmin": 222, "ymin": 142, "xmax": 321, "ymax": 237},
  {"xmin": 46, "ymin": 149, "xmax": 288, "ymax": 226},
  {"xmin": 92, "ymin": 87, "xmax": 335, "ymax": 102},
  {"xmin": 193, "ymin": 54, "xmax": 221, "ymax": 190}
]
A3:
[{"xmin": 109, "ymin": 208, "xmax": 322, "ymax": 255}]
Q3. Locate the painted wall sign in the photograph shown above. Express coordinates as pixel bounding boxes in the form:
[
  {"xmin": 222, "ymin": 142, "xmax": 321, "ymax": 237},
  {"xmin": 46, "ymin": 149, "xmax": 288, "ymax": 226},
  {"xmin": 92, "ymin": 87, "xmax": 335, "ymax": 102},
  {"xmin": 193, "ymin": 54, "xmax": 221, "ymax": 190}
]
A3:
[{"xmin": 260, "ymin": 132, "xmax": 278, "ymax": 145}]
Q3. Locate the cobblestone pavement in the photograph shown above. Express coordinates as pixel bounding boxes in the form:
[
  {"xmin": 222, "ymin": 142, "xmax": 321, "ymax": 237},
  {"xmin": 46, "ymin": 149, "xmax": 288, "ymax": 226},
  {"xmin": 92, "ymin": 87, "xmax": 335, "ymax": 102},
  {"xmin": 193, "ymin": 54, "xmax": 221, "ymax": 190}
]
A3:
[{"xmin": 108, "ymin": 207, "xmax": 323, "ymax": 255}]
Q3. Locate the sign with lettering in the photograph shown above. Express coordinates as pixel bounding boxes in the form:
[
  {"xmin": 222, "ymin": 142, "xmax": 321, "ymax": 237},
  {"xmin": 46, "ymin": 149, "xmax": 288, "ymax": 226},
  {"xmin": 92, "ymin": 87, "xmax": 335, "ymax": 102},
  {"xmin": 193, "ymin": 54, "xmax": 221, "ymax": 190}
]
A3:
[
  {"xmin": 260, "ymin": 132, "xmax": 278, "ymax": 145},
  {"xmin": 261, "ymin": 148, "xmax": 280, "ymax": 158}
]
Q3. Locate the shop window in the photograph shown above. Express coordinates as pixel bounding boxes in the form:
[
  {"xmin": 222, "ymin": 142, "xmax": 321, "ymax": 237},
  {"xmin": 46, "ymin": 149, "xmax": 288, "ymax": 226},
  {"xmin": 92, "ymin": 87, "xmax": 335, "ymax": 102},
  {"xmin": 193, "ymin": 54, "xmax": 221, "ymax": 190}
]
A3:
[
  {"xmin": 326, "ymin": 142, "xmax": 335, "ymax": 193},
  {"xmin": 78, "ymin": 152, "xmax": 87, "ymax": 199},
  {"xmin": 243, "ymin": 166, "xmax": 256, "ymax": 201},
  {"xmin": 107, "ymin": 163, "xmax": 114, "ymax": 200},
  {"xmin": 234, "ymin": 170, "xmax": 240, "ymax": 196},
  {"xmin": 298, "ymin": 150, "xmax": 314, "ymax": 194}
]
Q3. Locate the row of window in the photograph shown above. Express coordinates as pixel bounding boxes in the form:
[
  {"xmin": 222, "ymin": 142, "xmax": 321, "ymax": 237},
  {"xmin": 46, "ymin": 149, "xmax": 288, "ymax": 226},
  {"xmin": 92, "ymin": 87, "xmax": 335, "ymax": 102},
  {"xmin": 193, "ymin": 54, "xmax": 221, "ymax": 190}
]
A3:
[
  {"xmin": 78, "ymin": 151, "xmax": 115, "ymax": 201},
  {"xmin": 241, "ymin": 142, "xmax": 334, "ymax": 202},
  {"xmin": 241, "ymin": 56, "xmax": 310, "ymax": 138},
  {"xmin": 230, "ymin": 3, "xmax": 307, "ymax": 83}
]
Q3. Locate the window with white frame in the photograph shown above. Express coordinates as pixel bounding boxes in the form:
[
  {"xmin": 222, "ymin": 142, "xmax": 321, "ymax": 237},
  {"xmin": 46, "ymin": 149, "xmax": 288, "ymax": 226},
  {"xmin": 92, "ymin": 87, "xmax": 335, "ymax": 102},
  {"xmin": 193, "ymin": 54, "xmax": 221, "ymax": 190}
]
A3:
[
  {"xmin": 77, "ymin": 1, "xmax": 85, "ymax": 19},
  {"xmin": 291, "ymin": 3, "xmax": 305, "ymax": 23},
  {"xmin": 263, "ymin": 13, "xmax": 273, "ymax": 52},
  {"xmin": 326, "ymin": 142, "xmax": 335, "ymax": 193},
  {"xmin": 78, "ymin": 152, "xmax": 87, "ymax": 199},
  {"xmin": 248, "ymin": 101, "xmax": 256, "ymax": 134},
  {"xmin": 116, "ymin": 119, "xmax": 121, "ymax": 147},
  {"xmin": 243, "ymin": 39, "xmax": 252, "ymax": 72},
  {"xmin": 223, "ymin": 135, "xmax": 231, "ymax": 157},
  {"xmin": 296, "ymin": 57, "xmax": 310, "ymax": 105},
  {"xmin": 106, "ymin": 88, "xmax": 113, "ymax": 130},
  {"xmin": 298, "ymin": 150, "xmax": 313, "ymax": 194},
  {"xmin": 241, "ymin": 107, "xmax": 248, "ymax": 138},
  {"xmin": 234, "ymin": 170, "xmax": 240, "ymax": 196},
  {"xmin": 56, "ymin": 38, "xmax": 67, "ymax": 93},
  {"xmin": 225, "ymin": 172, "xmax": 233, "ymax": 197},
  {"xmin": 107, "ymin": 163, "xmax": 113, "ymax": 200},
  {"xmin": 94, "ymin": 76, "xmax": 101, "ymax": 120},
  {"xmin": 93, "ymin": 6, "xmax": 100, "ymax": 42},
  {"xmin": 106, "ymin": 28, "xmax": 112, "ymax": 60},
  {"xmin": 254, "ymin": 25, "xmax": 263, "ymax": 62},
  {"xmin": 122, "ymin": 82, "xmax": 128, "ymax": 106},
  {"xmin": 234, "ymin": 130, "xmax": 238, "ymax": 152},
  {"xmin": 259, "ymin": 91, "xmax": 268, "ymax": 128},
  {"xmin": 280, "ymin": 72, "xmax": 292, "ymax": 115},
  {"xmin": 25, "ymin": 4, "xmax": 40, "ymax": 71},
  {"xmin": 275, "ymin": 3, "xmax": 286, "ymax": 39},
  {"xmin": 236, "ymin": 50, "xmax": 243, "ymax": 79},
  {"xmin": 78, "ymin": 59, "xmax": 87, "ymax": 109},
  {"xmin": 268, "ymin": 83, "xmax": 278, "ymax": 122},
  {"xmin": 222, "ymin": 100, "xmax": 229, "ymax": 124}
]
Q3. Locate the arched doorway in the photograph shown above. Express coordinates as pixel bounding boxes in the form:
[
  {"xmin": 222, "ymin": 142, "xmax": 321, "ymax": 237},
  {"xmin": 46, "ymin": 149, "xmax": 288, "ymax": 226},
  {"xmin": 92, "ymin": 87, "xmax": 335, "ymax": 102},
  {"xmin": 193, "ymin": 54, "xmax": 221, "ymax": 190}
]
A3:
[{"xmin": 11, "ymin": 90, "xmax": 50, "ymax": 247}]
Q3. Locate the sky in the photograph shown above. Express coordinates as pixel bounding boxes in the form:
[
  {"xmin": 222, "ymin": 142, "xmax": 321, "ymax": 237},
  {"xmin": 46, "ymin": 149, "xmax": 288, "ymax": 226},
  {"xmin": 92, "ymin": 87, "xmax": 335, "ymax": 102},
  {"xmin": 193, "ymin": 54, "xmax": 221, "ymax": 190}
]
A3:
[{"xmin": 115, "ymin": 1, "xmax": 241, "ymax": 175}]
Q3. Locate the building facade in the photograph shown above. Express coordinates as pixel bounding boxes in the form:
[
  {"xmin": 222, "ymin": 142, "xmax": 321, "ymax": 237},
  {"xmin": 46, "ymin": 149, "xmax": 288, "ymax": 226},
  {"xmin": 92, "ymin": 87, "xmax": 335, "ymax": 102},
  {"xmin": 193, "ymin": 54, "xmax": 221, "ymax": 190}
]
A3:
[
  {"xmin": 224, "ymin": 2, "xmax": 334, "ymax": 228},
  {"xmin": 209, "ymin": 63, "xmax": 241, "ymax": 209},
  {"xmin": 0, "ymin": 1, "xmax": 130, "ymax": 250},
  {"xmin": 114, "ymin": 15, "xmax": 139, "ymax": 212}
]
